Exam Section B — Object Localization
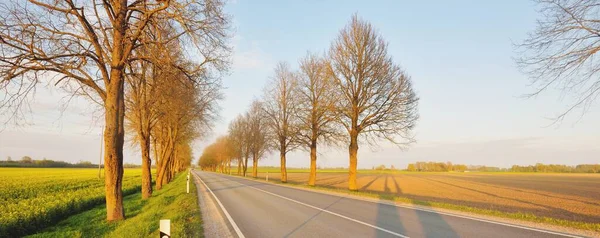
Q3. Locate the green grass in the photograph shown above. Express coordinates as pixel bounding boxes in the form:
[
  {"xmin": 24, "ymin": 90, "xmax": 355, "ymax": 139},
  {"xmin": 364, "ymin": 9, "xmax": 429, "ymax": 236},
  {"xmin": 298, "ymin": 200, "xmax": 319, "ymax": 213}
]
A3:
[
  {"xmin": 27, "ymin": 172, "xmax": 202, "ymax": 238},
  {"xmin": 236, "ymin": 173, "xmax": 600, "ymax": 232}
]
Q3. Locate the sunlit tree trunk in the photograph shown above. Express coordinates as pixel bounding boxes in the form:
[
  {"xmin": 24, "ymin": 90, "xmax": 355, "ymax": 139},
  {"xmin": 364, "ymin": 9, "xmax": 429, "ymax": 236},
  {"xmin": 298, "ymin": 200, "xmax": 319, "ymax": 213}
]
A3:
[
  {"xmin": 308, "ymin": 139, "xmax": 317, "ymax": 186},
  {"xmin": 280, "ymin": 148, "xmax": 287, "ymax": 183},
  {"xmin": 252, "ymin": 153, "xmax": 258, "ymax": 178},
  {"xmin": 348, "ymin": 129, "xmax": 359, "ymax": 191},
  {"xmin": 140, "ymin": 134, "xmax": 152, "ymax": 199},
  {"xmin": 104, "ymin": 67, "xmax": 126, "ymax": 221}
]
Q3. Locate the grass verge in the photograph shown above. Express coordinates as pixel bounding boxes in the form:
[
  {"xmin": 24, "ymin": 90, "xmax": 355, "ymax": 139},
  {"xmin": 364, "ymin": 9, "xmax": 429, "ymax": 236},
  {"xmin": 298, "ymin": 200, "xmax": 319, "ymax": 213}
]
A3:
[
  {"xmin": 237, "ymin": 173, "xmax": 600, "ymax": 232},
  {"xmin": 27, "ymin": 173, "xmax": 202, "ymax": 238}
]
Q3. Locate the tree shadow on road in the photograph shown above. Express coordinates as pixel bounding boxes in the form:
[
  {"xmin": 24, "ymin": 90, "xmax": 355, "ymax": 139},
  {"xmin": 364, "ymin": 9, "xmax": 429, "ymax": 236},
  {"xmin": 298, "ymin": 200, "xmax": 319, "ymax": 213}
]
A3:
[
  {"xmin": 376, "ymin": 175, "xmax": 458, "ymax": 238},
  {"xmin": 282, "ymin": 196, "xmax": 345, "ymax": 237}
]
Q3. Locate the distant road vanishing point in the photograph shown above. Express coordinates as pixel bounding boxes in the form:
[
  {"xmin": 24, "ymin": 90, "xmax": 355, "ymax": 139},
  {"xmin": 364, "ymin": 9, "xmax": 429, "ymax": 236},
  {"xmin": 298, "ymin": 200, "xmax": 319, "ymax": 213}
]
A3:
[{"xmin": 193, "ymin": 171, "xmax": 583, "ymax": 238}]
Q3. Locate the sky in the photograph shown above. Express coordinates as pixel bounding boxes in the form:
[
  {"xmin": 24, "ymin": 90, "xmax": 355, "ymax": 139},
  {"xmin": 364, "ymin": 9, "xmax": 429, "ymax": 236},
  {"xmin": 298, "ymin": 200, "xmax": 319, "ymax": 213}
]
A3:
[{"xmin": 1, "ymin": 0, "xmax": 599, "ymax": 169}]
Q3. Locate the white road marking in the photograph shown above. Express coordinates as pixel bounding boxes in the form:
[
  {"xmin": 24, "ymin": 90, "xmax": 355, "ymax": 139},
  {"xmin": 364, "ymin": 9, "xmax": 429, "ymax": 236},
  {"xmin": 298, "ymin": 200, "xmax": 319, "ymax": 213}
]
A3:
[
  {"xmin": 390, "ymin": 204, "xmax": 582, "ymax": 238},
  {"xmin": 193, "ymin": 171, "xmax": 245, "ymax": 238},
  {"xmin": 220, "ymin": 174, "xmax": 409, "ymax": 238},
  {"xmin": 223, "ymin": 173, "xmax": 584, "ymax": 238}
]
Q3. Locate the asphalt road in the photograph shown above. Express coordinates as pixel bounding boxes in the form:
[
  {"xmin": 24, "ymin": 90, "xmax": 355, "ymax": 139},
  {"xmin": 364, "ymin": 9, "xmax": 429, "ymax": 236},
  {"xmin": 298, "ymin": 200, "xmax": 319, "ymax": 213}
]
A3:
[{"xmin": 193, "ymin": 171, "xmax": 583, "ymax": 238}]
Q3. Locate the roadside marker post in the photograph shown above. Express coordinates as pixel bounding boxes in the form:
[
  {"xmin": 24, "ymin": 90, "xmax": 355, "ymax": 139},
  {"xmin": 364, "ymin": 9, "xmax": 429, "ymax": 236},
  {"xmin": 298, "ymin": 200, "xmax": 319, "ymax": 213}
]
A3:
[
  {"xmin": 160, "ymin": 219, "xmax": 170, "ymax": 238},
  {"xmin": 186, "ymin": 169, "xmax": 190, "ymax": 194}
]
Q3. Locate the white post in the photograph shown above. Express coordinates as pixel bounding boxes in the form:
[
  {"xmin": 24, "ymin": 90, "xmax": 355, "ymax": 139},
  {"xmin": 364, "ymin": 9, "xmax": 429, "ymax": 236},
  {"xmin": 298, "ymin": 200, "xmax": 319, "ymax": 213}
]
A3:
[
  {"xmin": 160, "ymin": 219, "xmax": 170, "ymax": 238},
  {"xmin": 266, "ymin": 171, "xmax": 269, "ymax": 182},
  {"xmin": 186, "ymin": 169, "xmax": 190, "ymax": 194}
]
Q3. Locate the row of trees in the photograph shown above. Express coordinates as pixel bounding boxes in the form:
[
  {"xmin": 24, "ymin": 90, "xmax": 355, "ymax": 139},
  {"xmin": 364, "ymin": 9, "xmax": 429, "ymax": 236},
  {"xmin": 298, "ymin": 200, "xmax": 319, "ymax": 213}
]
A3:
[
  {"xmin": 405, "ymin": 161, "xmax": 600, "ymax": 173},
  {"xmin": 0, "ymin": 157, "xmax": 98, "ymax": 168},
  {"xmin": 0, "ymin": 0, "xmax": 230, "ymax": 221},
  {"xmin": 407, "ymin": 162, "xmax": 469, "ymax": 172},
  {"xmin": 199, "ymin": 15, "xmax": 419, "ymax": 190},
  {"xmin": 510, "ymin": 163, "xmax": 600, "ymax": 173}
]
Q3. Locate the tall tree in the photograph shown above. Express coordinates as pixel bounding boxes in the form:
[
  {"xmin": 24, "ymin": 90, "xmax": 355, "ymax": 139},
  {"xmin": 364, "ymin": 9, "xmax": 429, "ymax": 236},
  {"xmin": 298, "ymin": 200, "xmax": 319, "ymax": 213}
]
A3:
[
  {"xmin": 296, "ymin": 52, "xmax": 340, "ymax": 186},
  {"xmin": 247, "ymin": 100, "xmax": 269, "ymax": 178},
  {"xmin": 516, "ymin": 0, "xmax": 600, "ymax": 121},
  {"xmin": 125, "ymin": 57, "xmax": 160, "ymax": 199},
  {"xmin": 228, "ymin": 114, "xmax": 249, "ymax": 176},
  {"xmin": 262, "ymin": 62, "xmax": 300, "ymax": 183},
  {"xmin": 328, "ymin": 15, "xmax": 419, "ymax": 190},
  {"xmin": 0, "ymin": 0, "xmax": 230, "ymax": 220}
]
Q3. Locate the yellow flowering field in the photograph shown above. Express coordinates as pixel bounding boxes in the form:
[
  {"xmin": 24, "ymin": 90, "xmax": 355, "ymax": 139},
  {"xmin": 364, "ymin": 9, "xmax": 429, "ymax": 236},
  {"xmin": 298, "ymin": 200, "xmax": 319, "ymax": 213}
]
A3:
[{"xmin": 0, "ymin": 168, "xmax": 143, "ymax": 237}]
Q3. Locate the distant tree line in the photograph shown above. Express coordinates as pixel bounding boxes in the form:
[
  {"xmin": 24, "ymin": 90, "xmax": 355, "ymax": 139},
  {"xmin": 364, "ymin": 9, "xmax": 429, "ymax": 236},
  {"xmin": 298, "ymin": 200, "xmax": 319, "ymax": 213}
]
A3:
[
  {"xmin": 1, "ymin": 156, "xmax": 97, "ymax": 168},
  {"xmin": 406, "ymin": 162, "xmax": 468, "ymax": 172},
  {"xmin": 510, "ymin": 163, "xmax": 600, "ymax": 173},
  {"xmin": 0, "ymin": 156, "xmax": 144, "ymax": 168},
  {"xmin": 406, "ymin": 161, "xmax": 600, "ymax": 173}
]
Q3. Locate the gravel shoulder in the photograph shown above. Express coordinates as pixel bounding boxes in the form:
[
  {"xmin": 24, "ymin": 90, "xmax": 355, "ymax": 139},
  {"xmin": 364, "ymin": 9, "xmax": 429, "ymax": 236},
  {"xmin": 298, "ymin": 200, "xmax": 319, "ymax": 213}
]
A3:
[{"xmin": 192, "ymin": 170, "xmax": 235, "ymax": 238}]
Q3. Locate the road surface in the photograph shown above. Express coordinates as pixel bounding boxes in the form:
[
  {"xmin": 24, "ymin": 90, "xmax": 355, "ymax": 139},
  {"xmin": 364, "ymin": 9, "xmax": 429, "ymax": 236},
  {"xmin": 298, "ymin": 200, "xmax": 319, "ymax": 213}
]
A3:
[{"xmin": 193, "ymin": 171, "xmax": 583, "ymax": 238}]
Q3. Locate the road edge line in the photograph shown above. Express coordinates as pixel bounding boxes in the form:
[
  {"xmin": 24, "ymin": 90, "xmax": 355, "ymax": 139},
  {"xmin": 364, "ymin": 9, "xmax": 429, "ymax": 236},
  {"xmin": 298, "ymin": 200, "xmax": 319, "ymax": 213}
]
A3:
[
  {"xmin": 193, "ymin": 171, "xmax": 245, "ymax": 238},
  {"xmin": 223, "ymin": 173, "xmax": 584, "ymax": 238}
]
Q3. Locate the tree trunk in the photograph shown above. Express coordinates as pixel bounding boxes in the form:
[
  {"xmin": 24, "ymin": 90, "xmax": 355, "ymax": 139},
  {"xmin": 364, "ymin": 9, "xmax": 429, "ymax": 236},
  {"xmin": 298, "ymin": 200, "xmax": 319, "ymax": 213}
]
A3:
[
  {"xmin": 308, "ymin": 139, "xmax": 317, "ymax": 186},
  {"xmin": 156, "ymin": 133, "xmax": 174, "ymax": 190},
  {"xmin": 348, "ymin": 130, "xmax": 359, "ymax": 191},
  {"xmin": 252, "ymin": 155, "xmax": 258, "ymax": 178},
  {"xmin": 140, "ymin": 134, "xmax": 152, "ymax": 199},
  {"xmin": 243, "ymin": 156, "xmax": 249, "ymax": 176},
  {"xmin": 237, "ymin": 158, "xmax": 242, "ymax": 175},
  {"xmin": 103, "ymin": 0, "xmax": 128, "ymax": 221},
  {"xmin": 156, "ymin": 149, "xmax": 171, "ymax": 190},
  {"xmin": 280, "ymin": 149, "xmax": 287, "ymax": 183},
  {"xmin": 104, "ymin": 69, "xmax": 126, "ymax": 221},
  {"xmin": 228, "ymin": 160, "xmax": 232, "ymax": 174}
]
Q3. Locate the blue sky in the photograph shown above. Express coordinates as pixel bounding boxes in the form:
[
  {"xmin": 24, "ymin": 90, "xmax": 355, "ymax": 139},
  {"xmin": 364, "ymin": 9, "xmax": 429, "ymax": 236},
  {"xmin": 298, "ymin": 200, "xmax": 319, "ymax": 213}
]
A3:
[{"xmin": 1, "ymin": 0, "xmax": 598, "ymax": 169}]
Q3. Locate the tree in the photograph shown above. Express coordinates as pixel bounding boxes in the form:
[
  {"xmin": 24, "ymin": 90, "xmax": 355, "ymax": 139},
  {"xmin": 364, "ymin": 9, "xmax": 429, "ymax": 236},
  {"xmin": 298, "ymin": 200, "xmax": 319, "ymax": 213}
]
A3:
[
  {"xmin": 262, "ymin": 62, "xmax": 300, "ymax": 183},
  {"xmin": 516, "ymin": 0, "xmax": 600, "ymax": 121},
  {"xmin": 247, "ymin": 100, "xmax": 269, "ymax": 178},
  {"xmin": 328, "ymin": 15, "xmax": 419, "ymax": 190},
  {"xmin": 21, "ymin": 156, "xmax": 32, "ymax": 163},
  {"xmin": 296, "ymin": 52, "xmax": 340, "ymax": 186},
  {"xmin": 0, "ymin": 0, "xmax": 230, "ymax": 221},
  {"xmin": 407, "ymin": 164, "xmax": 416, "ymax": 171},
  {"xmin": 6, "ymin": 156, "xmax": 12, "ymax": 162},
  {"xmin": 228, "ymin": 114, "xmax": 250, "ymax": 176}
]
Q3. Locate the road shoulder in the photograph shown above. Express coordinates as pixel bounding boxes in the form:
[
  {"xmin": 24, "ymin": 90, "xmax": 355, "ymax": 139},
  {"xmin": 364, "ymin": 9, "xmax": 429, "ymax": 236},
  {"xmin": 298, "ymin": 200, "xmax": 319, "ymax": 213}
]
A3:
[{"xmin": 192, "ymin": 170, "xmax": 235, "ymax": 238}]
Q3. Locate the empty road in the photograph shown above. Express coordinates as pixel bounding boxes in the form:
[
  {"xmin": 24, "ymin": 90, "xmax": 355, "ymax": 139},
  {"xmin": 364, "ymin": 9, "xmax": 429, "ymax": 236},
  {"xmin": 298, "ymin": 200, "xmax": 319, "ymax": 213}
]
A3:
[{"xmin": 193, "ymin": 171, "xmax": 582, "ymax": 238}]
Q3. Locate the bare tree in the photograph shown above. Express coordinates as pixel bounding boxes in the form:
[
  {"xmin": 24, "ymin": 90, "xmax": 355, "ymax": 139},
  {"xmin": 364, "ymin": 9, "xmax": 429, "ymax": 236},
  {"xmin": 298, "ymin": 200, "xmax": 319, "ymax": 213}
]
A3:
[
  {"xmin": 262, "ymin": 62, "xmax": 300, "ymax": 183},
  {"xmin": 296, "ymin": 52, "xmax": 340, "ymax": 186},
  {"xmin": 516, "ymin": 0, "xmax": 600, "ymax": 122},
  {"xmin": 125, "ymin": 57, "xmax": 159, "ymax": 200},
  {"xmin": 228, "ymin": 114, "xmax": 249, "ymax": 176},
  {"xmin": 152, "ymin": 64, "xmax": 222, "ymax": 189},
  {"xmin": 247, "ymin": 100, "xmax": 269, "ymax": 178},
  {"xmin": 0, "ymin": 0, "xmax": 230, "ymax": 220},
  {"xmin": 328, "ymin": 15, "xmax": 419, "ymax": 190}
]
